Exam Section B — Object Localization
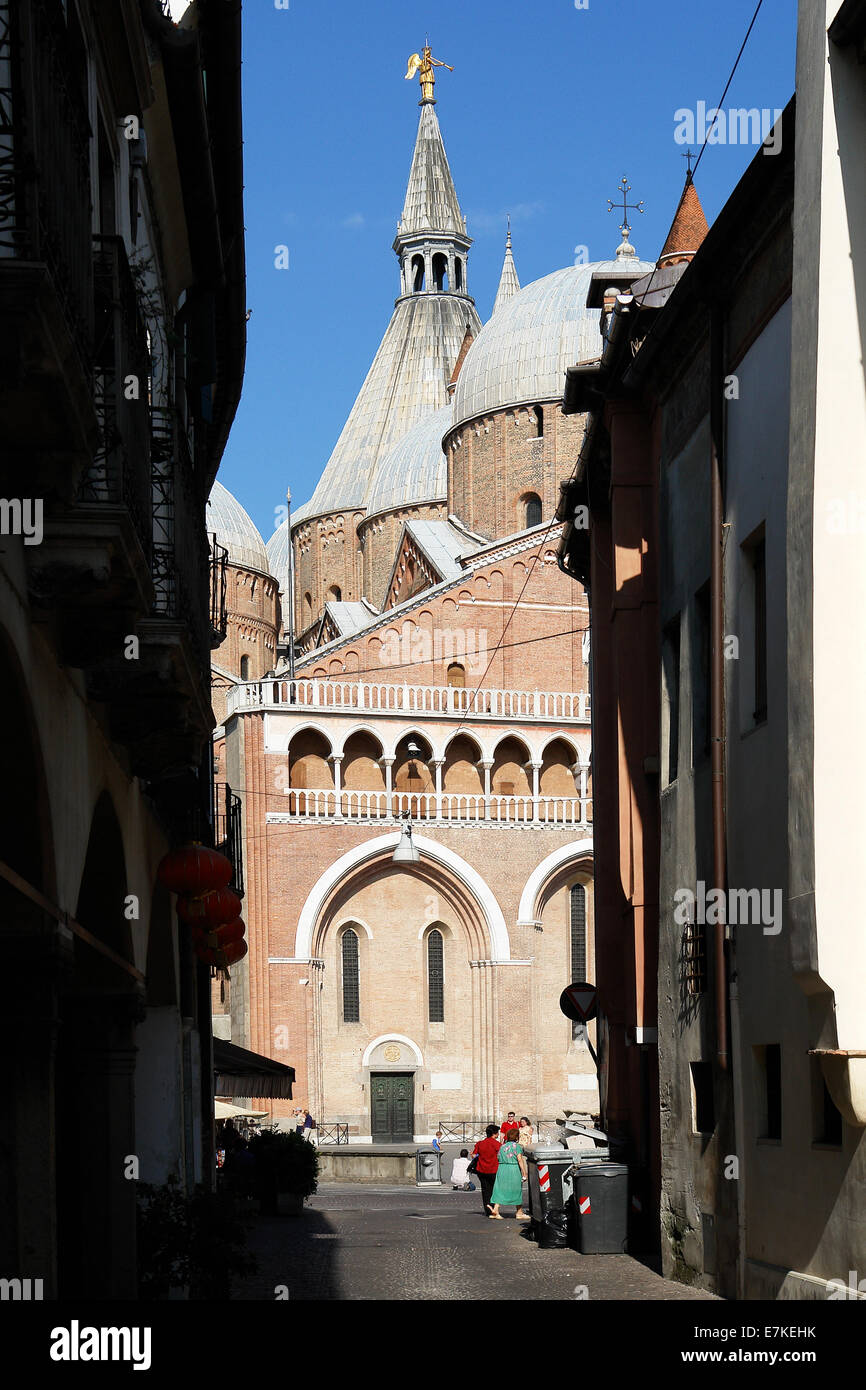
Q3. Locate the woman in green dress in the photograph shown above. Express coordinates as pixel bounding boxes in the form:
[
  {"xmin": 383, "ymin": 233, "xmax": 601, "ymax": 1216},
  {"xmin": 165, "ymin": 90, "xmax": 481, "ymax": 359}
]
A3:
[{"xmin": 488, "ymin": 1128, "xmax": 529, "ymax": 1219}]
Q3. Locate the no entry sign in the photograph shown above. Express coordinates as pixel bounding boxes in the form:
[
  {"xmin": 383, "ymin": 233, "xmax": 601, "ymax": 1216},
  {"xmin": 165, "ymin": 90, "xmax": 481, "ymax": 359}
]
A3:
[{"xmin": 559, "ymin": 981, "xmax": 598, "ymax": 1023}]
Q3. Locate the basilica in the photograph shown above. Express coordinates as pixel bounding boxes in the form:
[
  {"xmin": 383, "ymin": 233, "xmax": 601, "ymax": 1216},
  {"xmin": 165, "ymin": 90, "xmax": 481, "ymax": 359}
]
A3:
[{"xmin": 207, "ymin": 63, "xmax": 652, "ymax": 1139}]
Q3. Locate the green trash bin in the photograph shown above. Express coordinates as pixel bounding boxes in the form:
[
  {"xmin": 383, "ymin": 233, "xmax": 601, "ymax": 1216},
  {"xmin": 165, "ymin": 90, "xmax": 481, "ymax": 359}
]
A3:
[{"xmin": 574, "ymin": 1161, "xmax": 629, "ymax": 1253}]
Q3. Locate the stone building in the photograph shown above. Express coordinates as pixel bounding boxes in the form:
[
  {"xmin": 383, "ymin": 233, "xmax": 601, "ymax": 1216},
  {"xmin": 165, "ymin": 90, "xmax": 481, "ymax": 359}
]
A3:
[
  {"xmin": 558, "ymin": 0, "xmax": 866, "ymax": 1298},
  {"xmin": 0, "ymin": 0, "xmax": 245, "ymax": 1295},
  {"xmin": 209, "ymin": 71, "xmax": 655, "ymax": 1141}
]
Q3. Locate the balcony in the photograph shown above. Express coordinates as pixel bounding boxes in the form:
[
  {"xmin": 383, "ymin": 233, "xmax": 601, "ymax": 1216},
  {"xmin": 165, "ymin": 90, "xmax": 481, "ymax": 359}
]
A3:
[
  {"xmin": 0, "ymin": 0, "xmax": 98, "ymax": 492},
  {"xmin": 214, "ymin": 782, "xmax": 244, "ymax": 897},
  {"xmin": 226, "ymin": 678, "xmax": 590, "ymax": 725},
  {"xmin": 26, "ymin": 235, "xmax": 154, "ymax": 665},
  {"xmin": 268, "ymin": 789, "xmax": 592, "ymax": 829}
]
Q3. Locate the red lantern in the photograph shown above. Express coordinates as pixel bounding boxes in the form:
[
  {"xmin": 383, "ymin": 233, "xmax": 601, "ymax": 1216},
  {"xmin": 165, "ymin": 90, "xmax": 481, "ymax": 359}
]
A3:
[
  {"xmin": 177, "ymin": 887, "xmax": 242, "ymax": 929},
  {"xmin": 157, "ymin": 843, "xmax": 232, "ymax": 896},
  {"xmin": 196, "ymin": 938, "xmax": 248, "ymax": 969},
  {"xmin": 192, "ymin": 918, "xmax": 245, "ymax": 951}
]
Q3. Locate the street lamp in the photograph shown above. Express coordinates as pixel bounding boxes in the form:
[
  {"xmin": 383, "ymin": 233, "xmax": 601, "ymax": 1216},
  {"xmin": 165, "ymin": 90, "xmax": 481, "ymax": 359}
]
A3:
[{"xmin": 392, "ymin": 817, "xmax": 421, "ymax": 864}]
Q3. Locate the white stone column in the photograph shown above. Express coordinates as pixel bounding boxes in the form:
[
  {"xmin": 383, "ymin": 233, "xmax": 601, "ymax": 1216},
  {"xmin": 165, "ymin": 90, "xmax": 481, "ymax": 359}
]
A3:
[
  {"xmin": 528, "ymin": 761, "xmax": 542, "ymax": 823},
  {"xmin": 572, "ymin": 761, "xmax": 588, "ymax": 824},
  {"xmin": 480, "ymin": 760, "xmax": 493, "ymax": 822},
  {"xmin": 380, "ymin": 757, "xmax": 394, "ymax": 820},
  {"xmin": 329, "ymin": 754, "xmax": 343, "ymax": 819},
  {"xmin": 431, "ymin": 758, "xmax": 444, "ymax": 821}
]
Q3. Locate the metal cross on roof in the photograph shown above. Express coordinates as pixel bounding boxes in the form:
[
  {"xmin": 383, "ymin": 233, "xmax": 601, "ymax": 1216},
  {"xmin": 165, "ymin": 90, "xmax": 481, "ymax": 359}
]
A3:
[
  {"xmin": 607, "ymin": 175, "xmax": 645, "ymax": 240},
  {"xmin": 681, "ymin": 149, "xmax": 697, "ymax": 178}
]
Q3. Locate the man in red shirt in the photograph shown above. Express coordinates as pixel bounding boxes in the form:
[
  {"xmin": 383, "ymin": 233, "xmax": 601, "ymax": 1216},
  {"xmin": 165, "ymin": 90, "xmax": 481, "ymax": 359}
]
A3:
[
  {"xmin": 499, "ymin": 1111, "xmax": 518, "ymax": 1139},
  {"xmin": 471, "ymin": 1124, "xmax": 501, "ymax": 1217}
]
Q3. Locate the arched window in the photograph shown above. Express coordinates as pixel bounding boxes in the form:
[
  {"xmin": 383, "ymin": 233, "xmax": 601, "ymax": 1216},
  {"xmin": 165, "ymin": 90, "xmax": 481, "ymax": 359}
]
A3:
[
  {"xmin": 432, "ymin": 253, "xmax": 449, "ymax": 291},
  {"xmin": 454, "ymin": 258, "xmax": 463, "ymax": 291},
  {"xmin": 341, "ymin": 929, "xmax": 360, "ymax": 1022},
  {"xmin": 327, "ymin": 585, "xmax": 342, "ymax": 603},
  {"xmin": 304, "ymin": 592, "xmax": 312, "ymax": 624},
  {"xmin": 427, "ymin": 928, "xmax": 444, "ymax": 1022},
  {"xmin": 533, "ymin": 405, "xmax": 544, "ymax": 438},
  {"xmin": 240, "ymin": 655, "xmax": 250, "ymax": 681},
  {"xmin": 447, "ymin": 662, "xmax": 465, "ymax": 688},
  {"xmin": 412, "ymin": 255, "xmax": 425, "ymax": 292},
  {"xmin": 525, "ymin": 493, "xmax": 542, "ymax": 529}
]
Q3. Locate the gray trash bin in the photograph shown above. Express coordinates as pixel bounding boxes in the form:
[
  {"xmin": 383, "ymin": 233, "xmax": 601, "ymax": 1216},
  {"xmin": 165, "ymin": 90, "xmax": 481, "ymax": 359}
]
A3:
[
  {"xmin": 574, "ymin": 1161, "xmax": 629, "ymax": 1253},
  {"xmin": 416, "ymin": 1148, "xmax": 442, "ymax": 1185},
  {"xmin": 526, "ymin": 1145, "xmax": 576, "ymax": 1247}
]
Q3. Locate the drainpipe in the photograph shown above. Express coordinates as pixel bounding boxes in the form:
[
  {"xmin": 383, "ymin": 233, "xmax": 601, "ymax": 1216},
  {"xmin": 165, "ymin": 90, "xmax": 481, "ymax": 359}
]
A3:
[{"xmin": 709, "ymin": 303, "xmax": 728, "ymax": 1073}]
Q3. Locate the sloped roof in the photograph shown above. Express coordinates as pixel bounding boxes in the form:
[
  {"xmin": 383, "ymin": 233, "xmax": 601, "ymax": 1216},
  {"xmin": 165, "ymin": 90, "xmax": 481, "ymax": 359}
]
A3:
[
  {"xmin": 397, "ymin": 102, "xmax": 466, "ymax": 238},
  {"xmin": 491, "ymin": 226, "xmax": 521, "ymax": 316},
  {"xmin": 658, "ymin": 175, "xmax": 709, "ymax": 267}
]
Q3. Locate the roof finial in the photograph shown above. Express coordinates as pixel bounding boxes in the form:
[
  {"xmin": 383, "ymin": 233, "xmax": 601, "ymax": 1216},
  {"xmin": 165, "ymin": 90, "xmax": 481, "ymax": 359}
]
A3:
[
  {"xmin": 682, "ymin": 148, "xmax": 696, "ymax": 182},
  {"xmin": 506, "ymin": 212, "xmax": 512, "ymax": 246},
  {"xmin": 404, "ymin": 42, "xmax": 453, "ymax": 105},
  {"xmin": 607, "ymin": 174, "xmax": 644, "ymax": 259}
]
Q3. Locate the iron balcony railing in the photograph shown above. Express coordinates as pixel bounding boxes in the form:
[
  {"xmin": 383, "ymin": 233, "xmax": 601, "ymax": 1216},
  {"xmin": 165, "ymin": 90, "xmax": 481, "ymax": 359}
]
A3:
[
  {"xmin": 270, "ymin": 788, "xmax": 593, "ymax": 828},
  {"xmin": 150, "ymin": 403, "xmax": 211, "ymax": 674},
  {"xmin": 227, "ymin": 678, "xmax": 591, "ymax": 724},
  {"xmin": 210, "ymin": 534, "xmax": 228, "ymax": 648},
  {"xmin": 0, "ymin": 0, "xmax": 93, "ymax": 373},
  {"xmin": 77, "ymin": 235, "xmax": 152, "ymax": 559},
  {"xmin": 214, "ymin": 782, "xmax": 244, "ymax": 898}
]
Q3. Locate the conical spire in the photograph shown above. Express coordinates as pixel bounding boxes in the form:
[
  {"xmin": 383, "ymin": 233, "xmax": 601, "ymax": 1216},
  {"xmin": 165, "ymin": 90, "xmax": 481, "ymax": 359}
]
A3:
[
  {"xmin": 492, "ymin": 218, "xmax": 520, "ymax": 316},
  {"xmin": 397, "ymin": 102, "xmax": 465, "ymax": 238},
  {"xmin": 658, "ymin": 174, "xmax": 709, "ymax": 268}
]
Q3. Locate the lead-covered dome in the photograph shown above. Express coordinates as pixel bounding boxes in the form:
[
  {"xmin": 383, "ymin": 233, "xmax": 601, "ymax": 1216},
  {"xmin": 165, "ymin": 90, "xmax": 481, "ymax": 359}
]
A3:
[
  {"xmin": 207, "ymin": 480, "xmax": 271, "ymax": 574},
  {"xmin": 266, "ymin": 518, "xmax": 290, "ymax": 598},
  {"xmin": 364, "ymin": 405, "xmax": 452, "ymax": 519},
  {"xmin": 452, "ymin": 259, "xmax": 652, "ymax": 428}
]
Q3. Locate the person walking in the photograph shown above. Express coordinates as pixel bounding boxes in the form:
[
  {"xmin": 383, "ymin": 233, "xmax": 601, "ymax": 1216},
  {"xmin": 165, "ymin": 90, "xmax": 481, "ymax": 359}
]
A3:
[
  {"xmin": 471, "ymin": 1124, "xmax": 501, "ymax": 1217},
  {"xmin": 518, "ymin": 1116, "xmax": 533, "ymax": 1148},
  {"xmin": 487, "ymin": 1127, "xmax": 529, "ymax": 1220},
  {"xmin": 499, "ymin": 1110, "xmax": 518, "ymax": 1139},
  {"xmin": 302, "ymin": 1109, "xmax": 318, "ymax": 1145}
]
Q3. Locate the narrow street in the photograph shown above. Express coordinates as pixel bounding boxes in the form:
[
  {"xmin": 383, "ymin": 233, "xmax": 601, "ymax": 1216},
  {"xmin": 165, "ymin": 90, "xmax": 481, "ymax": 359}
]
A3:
[{"xmin": 235, "ymin": 1185, "xmax": 717, "ymax": 1302}]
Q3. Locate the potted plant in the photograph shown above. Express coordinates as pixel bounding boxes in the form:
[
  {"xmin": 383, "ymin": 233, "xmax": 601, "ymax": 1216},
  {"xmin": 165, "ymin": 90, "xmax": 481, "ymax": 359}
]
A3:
[
  {"xmin": 137, "ymin": 1177, "xmax": 256, "ymax": 1298},
  {"xmin": 249, "ymin": 1129, "xmax": 318, "ymax": 1216}
]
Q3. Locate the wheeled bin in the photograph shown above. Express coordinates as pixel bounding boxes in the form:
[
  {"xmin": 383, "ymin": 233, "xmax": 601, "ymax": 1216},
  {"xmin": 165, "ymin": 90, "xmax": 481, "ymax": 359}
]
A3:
[{"xmin": 574, "ymin": 1161, "xmax": 629, "ymax": 1253}]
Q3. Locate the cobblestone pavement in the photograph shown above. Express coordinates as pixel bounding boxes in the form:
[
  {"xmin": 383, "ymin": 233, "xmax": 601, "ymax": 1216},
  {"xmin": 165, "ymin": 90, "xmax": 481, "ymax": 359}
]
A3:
[{"xmin": 233, "ymin": 1183, "xmax": 719, "ymax": 1301}]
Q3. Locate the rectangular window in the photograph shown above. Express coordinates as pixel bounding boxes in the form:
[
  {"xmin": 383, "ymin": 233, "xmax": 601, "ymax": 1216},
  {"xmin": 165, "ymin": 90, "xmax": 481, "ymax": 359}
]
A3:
[
  {"xmin": 752, "ymin": 538, "xmax": 767, "ymax": 724},
  {"xmin": 811, "ymin": 1059, "xmax": 843, "ymax": 1146},
  {"xmin": 693, "ymin": 583, "xmax": 711, "ymax": 762},
  {"xmin": 755, "ymin": 1044, "xmax": 782, "ymax": 1140},
  {"xmin": 662, "ymin": 615, "xmax": 680, "ymax": 786},
  {"xmin": 690, "ymin": 1062, "xmax": 715, "ymax": 1134}
]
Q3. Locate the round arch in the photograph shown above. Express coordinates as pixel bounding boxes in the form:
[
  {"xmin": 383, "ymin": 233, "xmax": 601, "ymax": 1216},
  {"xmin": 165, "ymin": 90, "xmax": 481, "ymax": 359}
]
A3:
[
  {"xmin": 362, "ymin": 1033, "xmax": 424, "ymax": 1067},
  {"xmin": 294, "ymin": 832, "xmax": 510, "ymax": 961},
  {"xmin": 517, "ymin": 839, "xmax": 594, "ymax": 925}
]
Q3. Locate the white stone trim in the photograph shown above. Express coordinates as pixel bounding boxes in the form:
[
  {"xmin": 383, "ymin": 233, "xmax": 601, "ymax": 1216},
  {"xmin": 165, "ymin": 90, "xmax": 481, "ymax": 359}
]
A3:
[
  {"xmin": 293, "ymin": 831, "xmax": 511, "ymax": 962},
  {"xmin": 517, "ymin": 839, "xmax": 594, "ymax": 924},
  {"xmin": 362, "ymin": 1033, "xmax": 424, "ymax": 1067},
  {"xmin": 335, "ymin": 916, "xmax": 373, "ymax": 940}
]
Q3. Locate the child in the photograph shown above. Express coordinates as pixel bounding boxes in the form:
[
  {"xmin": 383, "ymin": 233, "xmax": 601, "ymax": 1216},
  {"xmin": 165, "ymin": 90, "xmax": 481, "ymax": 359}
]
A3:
[{"xmin": 450, "ymin": 1148, "xmax": 475, "ymax": 1190}]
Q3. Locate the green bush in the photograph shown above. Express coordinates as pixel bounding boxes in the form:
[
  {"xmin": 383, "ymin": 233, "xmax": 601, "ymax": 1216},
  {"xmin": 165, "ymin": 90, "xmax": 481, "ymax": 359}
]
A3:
[
  {"xmin": 137, "ymin": 1177, "xmax": 256, "ymax": 1300},
  {"xmin": 249, "ymin": 1128, "xmax": 319, "ymax": 1199}
]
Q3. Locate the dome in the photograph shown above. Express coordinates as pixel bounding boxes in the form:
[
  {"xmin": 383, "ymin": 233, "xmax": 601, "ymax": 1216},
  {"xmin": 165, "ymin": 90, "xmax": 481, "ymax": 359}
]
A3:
[
  {"xmin": 364, "ymin": 405, "xmax": 452, "ymax": 519},
  {"xmin": 266, "ymin": 517, "xmax": 290, "ymax": 597},
  {"xmin": 207, "ymin": 480, "xmax": 271, "ymax": 574},
  {"xmin": 452, "ymin": 258, "xmax": 653, "ymax": 428}
]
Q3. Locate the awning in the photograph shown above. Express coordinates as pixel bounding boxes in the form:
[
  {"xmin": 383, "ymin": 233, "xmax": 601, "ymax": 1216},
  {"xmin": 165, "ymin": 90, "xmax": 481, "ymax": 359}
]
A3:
[
  {"xmin": 215, "ymin": 1099, "xmax": 269, "ymax": 1120},
  {"xmin": 213, "ymin": 1038, "xmax": 295, "ymax": 1099}
]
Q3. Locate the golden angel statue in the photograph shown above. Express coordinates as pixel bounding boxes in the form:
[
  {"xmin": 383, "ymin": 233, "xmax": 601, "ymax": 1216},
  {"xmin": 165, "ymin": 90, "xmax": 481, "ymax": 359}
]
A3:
[{"xmin": 405, "ymin": 44, "xmax": 453, "ymax": 102}]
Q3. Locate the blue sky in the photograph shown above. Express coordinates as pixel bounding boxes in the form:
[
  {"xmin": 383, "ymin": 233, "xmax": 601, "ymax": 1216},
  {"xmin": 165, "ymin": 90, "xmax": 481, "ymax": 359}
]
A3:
[{"xmin": 219, "ymin": 0, "xmax": 796, "ymax": 541}]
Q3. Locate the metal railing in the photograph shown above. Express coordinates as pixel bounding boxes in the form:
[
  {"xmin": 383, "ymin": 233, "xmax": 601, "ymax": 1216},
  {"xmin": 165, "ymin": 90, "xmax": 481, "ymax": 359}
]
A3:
[
  {"xmin": 227, "ymin": 678, "xmax": 591, "ymax": 723},
  {"xmin": 316, "ymin": 1123, "xmax": 349, "ymax": 1146},
  {"xmin": 214, "ymin": 782, "xmax": 244, "ymax": 897},
  {"xmin": 0, "ymin": 0, "xmax": 93, "ymax": 373},
  {"xmin": 210, "ymin": 534, "xmax": 228, "ymax": 648},
  {"xmin": 150, "ymin": 403, "xmax": 211, "ymax": 673},
  {"xmin": 274, "ymin": 788, "xmax": 592, "ymax": 827},
  {"xmin": 78, "ymin": 235, "xmax": 152, "ymax": 559}
]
